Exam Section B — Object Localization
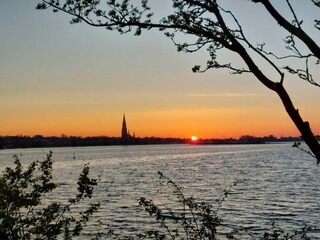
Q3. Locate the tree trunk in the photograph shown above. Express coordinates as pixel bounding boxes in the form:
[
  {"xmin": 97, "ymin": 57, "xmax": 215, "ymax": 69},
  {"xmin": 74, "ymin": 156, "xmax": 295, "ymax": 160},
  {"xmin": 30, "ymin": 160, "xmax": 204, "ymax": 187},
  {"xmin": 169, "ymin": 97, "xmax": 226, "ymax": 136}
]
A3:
[
  {"xmin": 234, "ymin": 40, "xmax": 320, "ymax": 163},
  {"xmin": 275, "ymin": 83, "xmax": 320, "ymax": 162}
]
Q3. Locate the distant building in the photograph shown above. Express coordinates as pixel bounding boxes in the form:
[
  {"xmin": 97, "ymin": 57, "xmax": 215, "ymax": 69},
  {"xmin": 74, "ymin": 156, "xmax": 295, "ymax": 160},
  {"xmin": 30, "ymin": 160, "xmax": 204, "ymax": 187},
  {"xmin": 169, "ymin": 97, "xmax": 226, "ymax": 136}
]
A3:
[
  {"xmin": 121, "ymin": 114, "xmax": 135, "ymax": 144},
  {"xmin": 121, "ymin": 114, "xmax": 128, "ymax": 139}
]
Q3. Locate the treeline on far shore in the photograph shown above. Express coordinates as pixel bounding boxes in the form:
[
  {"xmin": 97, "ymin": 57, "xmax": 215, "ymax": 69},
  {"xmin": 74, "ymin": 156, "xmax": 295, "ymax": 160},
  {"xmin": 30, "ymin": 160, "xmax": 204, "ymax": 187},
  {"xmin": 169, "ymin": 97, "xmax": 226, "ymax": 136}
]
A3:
[{"xmin": 0, "ymin": 134, "xmax": 306, "ymax": 149}]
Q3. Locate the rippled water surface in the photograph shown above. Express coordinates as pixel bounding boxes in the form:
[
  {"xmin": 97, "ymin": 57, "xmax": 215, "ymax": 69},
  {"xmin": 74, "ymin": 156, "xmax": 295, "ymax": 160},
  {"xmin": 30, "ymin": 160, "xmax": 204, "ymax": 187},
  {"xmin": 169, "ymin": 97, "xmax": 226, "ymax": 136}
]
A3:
[{"xmin": 1, "ymin": 144, "xmax": 319, "ymax": 238}]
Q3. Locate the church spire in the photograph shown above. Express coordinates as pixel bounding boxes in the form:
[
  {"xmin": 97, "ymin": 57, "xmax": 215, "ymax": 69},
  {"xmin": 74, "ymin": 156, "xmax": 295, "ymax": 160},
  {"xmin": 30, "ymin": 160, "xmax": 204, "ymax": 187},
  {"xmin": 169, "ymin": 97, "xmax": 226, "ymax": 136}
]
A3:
[{"xmin": 121, "ymin": 114, "xmax": 128, "ymax": 139}]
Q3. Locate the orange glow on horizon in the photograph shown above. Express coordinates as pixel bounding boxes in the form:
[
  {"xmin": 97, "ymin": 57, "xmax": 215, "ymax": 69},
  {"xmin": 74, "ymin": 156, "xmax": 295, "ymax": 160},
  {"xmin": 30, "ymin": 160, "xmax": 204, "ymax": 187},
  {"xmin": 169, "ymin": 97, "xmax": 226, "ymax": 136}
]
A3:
[{"xmin": 0, "ymin": 107, "xmax": 308, "ymax": 139}]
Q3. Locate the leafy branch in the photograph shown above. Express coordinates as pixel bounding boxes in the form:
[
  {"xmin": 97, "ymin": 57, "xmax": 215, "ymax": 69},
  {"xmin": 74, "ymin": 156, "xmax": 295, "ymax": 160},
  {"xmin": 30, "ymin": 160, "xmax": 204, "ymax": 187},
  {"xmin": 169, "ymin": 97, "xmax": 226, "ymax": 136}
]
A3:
[{"xmin": 0, "ymin": 152, "xmax": 100, "ymax": 240}]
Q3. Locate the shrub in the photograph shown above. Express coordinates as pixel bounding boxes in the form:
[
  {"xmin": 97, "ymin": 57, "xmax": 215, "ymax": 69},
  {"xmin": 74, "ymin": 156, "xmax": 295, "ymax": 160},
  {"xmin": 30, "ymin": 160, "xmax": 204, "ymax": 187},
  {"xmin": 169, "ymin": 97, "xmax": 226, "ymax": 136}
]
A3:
[
  {"xmin": 0, "ymin": 153, "xmax": 316, "ymax": 239},
  {"xmin": 134, "ymin": 172, "xmax": 315, "ymax": 240},
  {"xmin": 0, "ymin": 152, "xmax": 100, "ymax": 240}
]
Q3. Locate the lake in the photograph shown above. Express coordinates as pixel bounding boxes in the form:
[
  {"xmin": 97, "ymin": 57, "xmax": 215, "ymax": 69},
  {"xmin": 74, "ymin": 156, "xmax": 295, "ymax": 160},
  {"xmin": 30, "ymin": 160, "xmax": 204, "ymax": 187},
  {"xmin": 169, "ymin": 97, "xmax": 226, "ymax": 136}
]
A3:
[{"xmin": 1, "ymin": 143, "xmax": 319, "ymax": 239}]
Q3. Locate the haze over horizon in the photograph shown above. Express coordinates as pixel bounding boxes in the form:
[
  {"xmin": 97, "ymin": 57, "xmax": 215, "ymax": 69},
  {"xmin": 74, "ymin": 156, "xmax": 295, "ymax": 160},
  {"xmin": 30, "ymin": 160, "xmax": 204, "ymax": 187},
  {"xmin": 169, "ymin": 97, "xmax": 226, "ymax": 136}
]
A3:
[{"xmin": 1, "ymin": 0, "xmax": 319, "ymax": 139}]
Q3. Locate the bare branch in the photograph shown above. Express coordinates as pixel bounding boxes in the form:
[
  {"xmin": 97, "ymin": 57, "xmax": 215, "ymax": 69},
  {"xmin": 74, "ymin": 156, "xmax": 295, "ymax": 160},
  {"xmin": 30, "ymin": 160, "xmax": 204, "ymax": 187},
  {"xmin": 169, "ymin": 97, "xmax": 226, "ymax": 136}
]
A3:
[
  {"xmin": 219, "ymin": 6, "xmax": 284, "ymax": 83},
  {"xmin": 285, "ymin": 0, "xmax": 302, "ymax": 29},
  {"xmin": 252, "ymin": 0, "xmax": 320, "ymax": 60}
]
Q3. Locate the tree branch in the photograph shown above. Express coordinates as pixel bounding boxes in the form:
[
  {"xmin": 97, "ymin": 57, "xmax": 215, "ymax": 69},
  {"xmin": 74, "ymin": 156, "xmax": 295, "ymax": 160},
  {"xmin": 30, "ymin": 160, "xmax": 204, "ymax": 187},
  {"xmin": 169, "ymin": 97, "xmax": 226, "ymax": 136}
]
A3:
[{"xmin": 252, "ymin": 0, "xmax": 320, "ymax": 59}]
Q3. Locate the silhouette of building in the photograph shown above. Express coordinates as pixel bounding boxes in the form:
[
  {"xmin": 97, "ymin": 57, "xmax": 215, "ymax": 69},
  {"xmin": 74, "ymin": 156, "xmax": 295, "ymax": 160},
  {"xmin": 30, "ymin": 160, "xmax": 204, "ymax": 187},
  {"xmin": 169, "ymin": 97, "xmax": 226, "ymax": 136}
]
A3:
[
  {"xmin": 121, "ymin": 114, "xmax": 128, "ymax": 139},
  {"xmin": 121, "ymin": 114, "xmax": 135, "ymax": 144}
]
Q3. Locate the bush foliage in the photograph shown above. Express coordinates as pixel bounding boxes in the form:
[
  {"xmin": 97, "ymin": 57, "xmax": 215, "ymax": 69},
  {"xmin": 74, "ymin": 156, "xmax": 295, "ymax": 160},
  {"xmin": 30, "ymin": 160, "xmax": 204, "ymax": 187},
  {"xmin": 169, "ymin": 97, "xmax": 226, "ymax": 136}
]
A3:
[
  {"xmin": 0, "ymin": 153, "xmax": 316, "ymax": 239},
  {"xmin": 0, "ymin": 152, "xmax": 100, "ymax": 240}
]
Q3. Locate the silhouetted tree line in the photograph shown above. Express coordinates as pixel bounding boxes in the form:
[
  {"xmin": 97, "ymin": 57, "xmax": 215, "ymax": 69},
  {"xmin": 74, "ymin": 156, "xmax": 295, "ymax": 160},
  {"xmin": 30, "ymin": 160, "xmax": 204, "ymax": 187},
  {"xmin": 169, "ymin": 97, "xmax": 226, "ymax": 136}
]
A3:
[
  {"xmin": 0, "ymin": 135, "xmax": 187, "ymax": 149},
  {"xmin": 0, "ymin": 135, "xmax": 303, "ymax": 149}
]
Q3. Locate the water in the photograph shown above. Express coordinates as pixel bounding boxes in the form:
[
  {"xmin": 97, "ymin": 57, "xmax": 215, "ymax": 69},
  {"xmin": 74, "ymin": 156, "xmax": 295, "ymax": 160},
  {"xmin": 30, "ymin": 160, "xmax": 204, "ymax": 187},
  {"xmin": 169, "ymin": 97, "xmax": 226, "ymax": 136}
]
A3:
[{"xmin": 1, "ymin": 143, "xmax": 319, "ymax": 238}]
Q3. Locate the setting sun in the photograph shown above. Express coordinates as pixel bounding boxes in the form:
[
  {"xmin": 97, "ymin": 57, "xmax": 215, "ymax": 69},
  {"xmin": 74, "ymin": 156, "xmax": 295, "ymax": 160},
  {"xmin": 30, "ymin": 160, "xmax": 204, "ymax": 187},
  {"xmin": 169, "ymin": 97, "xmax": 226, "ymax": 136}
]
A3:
[{"xmin": 191, "ymin": 136, "xmax": 198, "ymax": 141}]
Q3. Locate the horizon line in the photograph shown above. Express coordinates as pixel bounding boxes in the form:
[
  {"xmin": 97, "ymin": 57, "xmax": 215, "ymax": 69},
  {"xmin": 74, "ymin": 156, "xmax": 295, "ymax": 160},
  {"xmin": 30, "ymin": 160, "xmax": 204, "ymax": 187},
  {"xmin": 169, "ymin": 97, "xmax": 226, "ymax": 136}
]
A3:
[{"xmin": 0, "ymin": 134, "xmax": 303, "ymax": 140}]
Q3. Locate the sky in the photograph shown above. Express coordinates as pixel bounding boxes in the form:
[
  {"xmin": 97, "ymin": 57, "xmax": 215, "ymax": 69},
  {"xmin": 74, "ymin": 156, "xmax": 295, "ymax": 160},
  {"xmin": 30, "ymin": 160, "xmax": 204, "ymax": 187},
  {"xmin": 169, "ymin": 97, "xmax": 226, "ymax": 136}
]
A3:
[{"xmin": 0, "ymin": 0, "xmax": 319, "ymax": 139}]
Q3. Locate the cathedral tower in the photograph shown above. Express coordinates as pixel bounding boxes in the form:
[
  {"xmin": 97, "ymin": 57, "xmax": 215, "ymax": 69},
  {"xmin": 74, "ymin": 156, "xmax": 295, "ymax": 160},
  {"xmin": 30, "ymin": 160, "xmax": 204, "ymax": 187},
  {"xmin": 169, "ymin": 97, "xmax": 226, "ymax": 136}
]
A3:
[{"xmin": 121, "ymin": 114, "xmax": 128, "ymax": 139}]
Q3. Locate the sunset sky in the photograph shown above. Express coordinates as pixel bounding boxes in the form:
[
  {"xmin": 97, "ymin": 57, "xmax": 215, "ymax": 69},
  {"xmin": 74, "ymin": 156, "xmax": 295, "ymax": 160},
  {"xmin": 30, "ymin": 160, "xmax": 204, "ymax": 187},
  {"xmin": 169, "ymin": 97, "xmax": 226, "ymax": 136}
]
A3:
[{"xmin": 1, "ymin": 0, "xmax": 319, "ymax": 139}]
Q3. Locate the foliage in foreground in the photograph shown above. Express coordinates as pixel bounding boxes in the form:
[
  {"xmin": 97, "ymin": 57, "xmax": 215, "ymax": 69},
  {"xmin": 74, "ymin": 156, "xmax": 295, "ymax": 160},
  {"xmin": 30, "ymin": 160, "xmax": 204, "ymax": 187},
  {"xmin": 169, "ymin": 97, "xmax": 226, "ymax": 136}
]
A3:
[
  {"xmin": 0, "ymin": 152, "xmax": 100, "ymax": 240},
  {"xmin": 0, "ymin": 153, "xmax": 317, "ymax": 239},
  {"xmin": 129, "ymin": 171, "xmax": 314, "ymax": 240}
]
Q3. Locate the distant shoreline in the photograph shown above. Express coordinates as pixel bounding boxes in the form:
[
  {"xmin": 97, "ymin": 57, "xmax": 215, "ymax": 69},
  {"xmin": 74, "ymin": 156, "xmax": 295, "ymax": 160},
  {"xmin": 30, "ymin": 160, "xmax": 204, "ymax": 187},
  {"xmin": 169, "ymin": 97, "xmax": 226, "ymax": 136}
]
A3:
[{"xmin": 0, "ymin": 135, "xmax": 303, "ymax": 150}]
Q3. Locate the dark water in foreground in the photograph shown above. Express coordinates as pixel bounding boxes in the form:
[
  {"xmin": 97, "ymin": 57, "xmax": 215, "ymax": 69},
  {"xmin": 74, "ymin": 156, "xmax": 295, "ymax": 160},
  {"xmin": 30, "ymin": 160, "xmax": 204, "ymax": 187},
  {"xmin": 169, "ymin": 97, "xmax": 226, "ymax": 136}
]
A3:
[{"xmin": 1, "ymin": 143, "xmax": 319, "ymax": 238}]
